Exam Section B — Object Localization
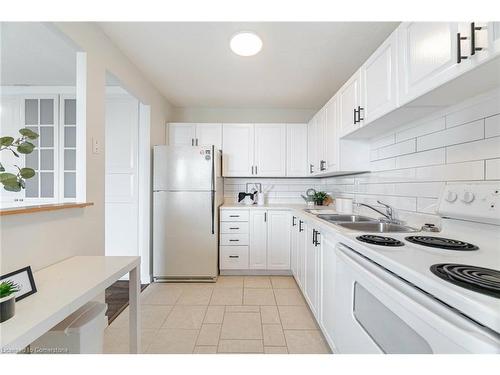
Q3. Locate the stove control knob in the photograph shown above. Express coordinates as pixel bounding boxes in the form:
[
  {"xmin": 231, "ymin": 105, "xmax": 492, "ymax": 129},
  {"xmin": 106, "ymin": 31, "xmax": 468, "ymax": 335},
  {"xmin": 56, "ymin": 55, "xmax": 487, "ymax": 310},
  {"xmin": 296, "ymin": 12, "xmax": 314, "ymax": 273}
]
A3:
[
  {"xmin": 445, "ymin": 191, "xmax": 458, "ymax": 203},
  {"xmin": 461, "ymin": 191, "xmax": 475, "ymax": 204}
]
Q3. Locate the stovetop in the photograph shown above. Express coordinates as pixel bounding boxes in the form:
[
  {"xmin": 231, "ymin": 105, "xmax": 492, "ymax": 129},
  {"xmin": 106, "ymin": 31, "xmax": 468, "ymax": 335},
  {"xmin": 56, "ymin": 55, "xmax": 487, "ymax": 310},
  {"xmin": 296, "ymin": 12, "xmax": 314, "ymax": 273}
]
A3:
[
  {"xmin": 406, "ymin": 236, "xmax": 479, "ymax": 251},
  {"xmin": 430, "ymin": 263, "xmax": 500, "ymax": 299},
  {"xmin": 356, "ymin": 234, "xmax": 405, "ymax": 247}
]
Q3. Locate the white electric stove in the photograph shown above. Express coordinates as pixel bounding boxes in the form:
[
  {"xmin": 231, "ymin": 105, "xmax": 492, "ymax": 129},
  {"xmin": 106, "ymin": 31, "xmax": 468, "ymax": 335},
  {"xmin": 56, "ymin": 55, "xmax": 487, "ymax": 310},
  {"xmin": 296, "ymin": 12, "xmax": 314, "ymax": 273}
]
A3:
[{"xmin": 332, "ymin": 182, "xmax": 500, "ymax": 354}]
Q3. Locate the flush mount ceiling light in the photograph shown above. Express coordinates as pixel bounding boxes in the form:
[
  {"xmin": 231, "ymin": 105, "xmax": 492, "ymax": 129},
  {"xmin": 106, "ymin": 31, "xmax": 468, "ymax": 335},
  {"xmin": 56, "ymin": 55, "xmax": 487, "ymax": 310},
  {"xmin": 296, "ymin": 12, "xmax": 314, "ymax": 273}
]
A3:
[{"xmin": 230, "ymin": 32, "xmax": 263, "ymax": 56}]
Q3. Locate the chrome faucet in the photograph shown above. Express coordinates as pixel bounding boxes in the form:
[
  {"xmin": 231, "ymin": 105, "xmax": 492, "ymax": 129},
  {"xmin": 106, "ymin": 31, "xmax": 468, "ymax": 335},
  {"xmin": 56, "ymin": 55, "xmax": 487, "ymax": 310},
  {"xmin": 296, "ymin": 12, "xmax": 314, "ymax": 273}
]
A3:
[{"xmin": 355, "ymin": 200, "xmax": 404, "ymax": 225}]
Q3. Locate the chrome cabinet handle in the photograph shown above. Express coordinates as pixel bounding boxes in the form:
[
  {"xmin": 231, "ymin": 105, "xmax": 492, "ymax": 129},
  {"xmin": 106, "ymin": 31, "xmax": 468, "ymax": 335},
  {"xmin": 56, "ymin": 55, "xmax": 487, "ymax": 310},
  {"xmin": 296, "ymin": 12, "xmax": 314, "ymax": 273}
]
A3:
[
  {"xmin": 357, "ymin": 106, "xmax": 364, "ymax": 122},
  {"xmin": 299, "ymin": 220, "xmax": 303, "ymax": 232},
  {"xmin": 229, "ymin": 255, "xmax": 239, "ymax": 258},
  {"xmin": 229, "ymin": 227, "xmax": 240, "ymax": 230},
  {"xmin": 255, "ymin": 165, "xmax": 258, "ymax": 175},
  {"xmin": 191, "ymin": 138, "xmax": 194, "ymax": 146},
  {"xmin": 292, "ymin": 216, "xmax": 296, "ymax": 227},
  {"xmin": 229, "ymin": 239, "xmax": 239, "ymax": 242},
  {"xmin": 229, "ymin": 215, "xmax": 240, "ymax": 218}
]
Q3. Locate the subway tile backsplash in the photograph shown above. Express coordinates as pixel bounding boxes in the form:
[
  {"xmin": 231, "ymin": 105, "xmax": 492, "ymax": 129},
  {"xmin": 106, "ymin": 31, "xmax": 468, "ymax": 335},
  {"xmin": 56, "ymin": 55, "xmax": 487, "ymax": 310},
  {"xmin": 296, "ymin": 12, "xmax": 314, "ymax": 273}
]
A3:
[
  {"xmin": 224, "ymin": 89, "xmax": 500, "ymax": 222},
  {"xmin": 324, "ymin": 89, "xmax": 500, "ymax": 221}
]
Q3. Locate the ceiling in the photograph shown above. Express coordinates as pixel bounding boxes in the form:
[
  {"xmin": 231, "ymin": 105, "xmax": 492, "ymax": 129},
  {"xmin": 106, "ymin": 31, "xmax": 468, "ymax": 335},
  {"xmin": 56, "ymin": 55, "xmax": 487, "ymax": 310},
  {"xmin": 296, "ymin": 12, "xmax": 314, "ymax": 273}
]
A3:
[
  {"xmin": 99, "ymin": 22, "xmax": 399, "ymax": 109},
  {"xmin": 1, "ymin": 22, "xmax": 77, "ymax": 86}
]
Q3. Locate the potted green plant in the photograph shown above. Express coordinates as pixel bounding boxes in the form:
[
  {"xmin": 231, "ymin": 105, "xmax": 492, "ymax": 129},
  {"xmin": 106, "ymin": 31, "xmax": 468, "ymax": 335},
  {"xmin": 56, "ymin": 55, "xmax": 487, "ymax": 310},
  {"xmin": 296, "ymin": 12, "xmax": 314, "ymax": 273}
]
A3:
[
  {"xmin": 313, "ymin": 191, "xmax": 329, "ymax": 206},
  {"xmin": 0, "ymin": 128, "xmax": 39, "ymax": 192},
  {"xmin": 0, "ymin": 280, "xmax": 20, "ymax": 323}
]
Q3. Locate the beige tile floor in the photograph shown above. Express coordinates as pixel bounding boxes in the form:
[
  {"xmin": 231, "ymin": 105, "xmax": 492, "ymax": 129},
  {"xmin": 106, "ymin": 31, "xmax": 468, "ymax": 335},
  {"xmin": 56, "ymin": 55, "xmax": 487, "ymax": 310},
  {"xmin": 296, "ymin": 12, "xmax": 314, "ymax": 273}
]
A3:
[{"xmin": 104, "ymin": 275, "xmax": 331, "ymax": 354}]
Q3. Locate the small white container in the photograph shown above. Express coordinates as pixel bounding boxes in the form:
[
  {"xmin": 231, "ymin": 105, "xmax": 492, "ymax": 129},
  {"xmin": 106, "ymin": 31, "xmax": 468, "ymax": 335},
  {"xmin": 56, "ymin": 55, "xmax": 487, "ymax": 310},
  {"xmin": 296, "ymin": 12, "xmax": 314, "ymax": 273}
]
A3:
[
  {"xmin": 256, "ymin": 192, "xmax": 265, "ymax": 206},
  {"xmin": 336, "ymin": 198, "xmax": 353, "ymax": 214}
]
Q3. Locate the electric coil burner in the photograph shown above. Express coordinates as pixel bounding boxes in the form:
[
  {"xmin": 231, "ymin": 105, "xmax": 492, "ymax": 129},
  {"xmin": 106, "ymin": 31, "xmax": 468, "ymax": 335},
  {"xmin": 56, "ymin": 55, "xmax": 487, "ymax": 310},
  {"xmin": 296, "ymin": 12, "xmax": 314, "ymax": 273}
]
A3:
[
  {"xmin": 356, "ymin": 235, "xmax": 404, "ymax": 247},
  {"xmin": 430, "ymin": 264, "xmax": 500, "ymax": 298},
  {"xmin": 405, "ymin": 236, "xmax": 479, "ymax": 251}
]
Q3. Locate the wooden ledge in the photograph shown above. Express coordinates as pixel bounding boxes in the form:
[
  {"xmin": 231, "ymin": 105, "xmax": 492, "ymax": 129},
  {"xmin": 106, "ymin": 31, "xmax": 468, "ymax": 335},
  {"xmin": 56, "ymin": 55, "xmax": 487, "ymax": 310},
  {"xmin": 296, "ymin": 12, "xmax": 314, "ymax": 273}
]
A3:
[{"xmin": 0, "ymin": 202, "xmax": 94, "ymax": 216}]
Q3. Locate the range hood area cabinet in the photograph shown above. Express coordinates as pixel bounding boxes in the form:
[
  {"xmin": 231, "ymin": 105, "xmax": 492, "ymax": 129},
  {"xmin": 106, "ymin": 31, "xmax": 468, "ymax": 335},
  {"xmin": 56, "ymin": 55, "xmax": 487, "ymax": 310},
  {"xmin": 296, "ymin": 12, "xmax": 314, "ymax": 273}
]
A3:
[{"xmin": 330, "ymin": 22, "xmax": 500, "ymax": 139}]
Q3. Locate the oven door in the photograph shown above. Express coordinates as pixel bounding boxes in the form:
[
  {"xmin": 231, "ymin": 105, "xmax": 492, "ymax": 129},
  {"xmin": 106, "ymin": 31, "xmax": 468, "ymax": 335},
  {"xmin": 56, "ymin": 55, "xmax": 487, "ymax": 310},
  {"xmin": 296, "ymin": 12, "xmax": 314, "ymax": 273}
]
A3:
[{"xmin": 333, "ymin": 243, "xmax": 500, "ymax": 354}]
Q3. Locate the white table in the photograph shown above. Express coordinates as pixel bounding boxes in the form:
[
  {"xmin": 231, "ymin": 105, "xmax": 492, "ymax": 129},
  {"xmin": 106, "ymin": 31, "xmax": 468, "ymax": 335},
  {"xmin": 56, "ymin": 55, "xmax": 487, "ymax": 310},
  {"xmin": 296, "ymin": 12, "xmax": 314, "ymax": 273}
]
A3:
[{"xmin": 0, "ymin": 256, "xmax": 141, "ymax": 354}]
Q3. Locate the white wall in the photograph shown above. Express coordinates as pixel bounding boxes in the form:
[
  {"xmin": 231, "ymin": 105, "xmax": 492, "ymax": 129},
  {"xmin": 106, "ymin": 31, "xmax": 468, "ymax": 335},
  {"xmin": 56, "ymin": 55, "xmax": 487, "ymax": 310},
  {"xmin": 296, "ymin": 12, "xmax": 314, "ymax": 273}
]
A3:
[
  {"xmin": 172, "ymin": 107, "xmax": 315, "ymax": 124},
  {"xmin": 0, "ymin": 23, "xmax": 173, "ymax": 275},
  {"xmin": 324, "ymin": 89, "xmax": 500, "ymax": 224}
]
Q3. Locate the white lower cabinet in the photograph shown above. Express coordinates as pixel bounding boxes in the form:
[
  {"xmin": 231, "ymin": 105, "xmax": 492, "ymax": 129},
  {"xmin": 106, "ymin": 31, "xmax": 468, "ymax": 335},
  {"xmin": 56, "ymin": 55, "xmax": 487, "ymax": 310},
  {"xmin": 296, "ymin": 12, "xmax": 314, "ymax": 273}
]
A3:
[
  {"xmin": 290, "ymin": 215, "xmax": 299, "ymax": 278},
  {"xmin": 320, "ymin": 232, "xmax": 338, "ymax": 351},
  {"xmin": 249, "ymin": 210, "xmax": 268, "ymax": 269},
  {"xmin": 220, "ymin": 209, "xmax": 291, "ymax": 271},
  {"xmin": 267, "ymin": 210, "xmax": 291, "ymax": 270},
  {"xmin": 305, "ymin": 225, "xmax": 322, "ymax": 319}
]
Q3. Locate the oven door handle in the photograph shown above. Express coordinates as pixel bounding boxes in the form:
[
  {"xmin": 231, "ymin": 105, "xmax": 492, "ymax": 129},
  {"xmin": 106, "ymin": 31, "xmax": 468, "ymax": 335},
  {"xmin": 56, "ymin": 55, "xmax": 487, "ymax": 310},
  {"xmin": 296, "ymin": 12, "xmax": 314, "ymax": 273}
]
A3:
[{"xmin": 335, "ymin": 244, "xmax": 500, "ymax": 353}]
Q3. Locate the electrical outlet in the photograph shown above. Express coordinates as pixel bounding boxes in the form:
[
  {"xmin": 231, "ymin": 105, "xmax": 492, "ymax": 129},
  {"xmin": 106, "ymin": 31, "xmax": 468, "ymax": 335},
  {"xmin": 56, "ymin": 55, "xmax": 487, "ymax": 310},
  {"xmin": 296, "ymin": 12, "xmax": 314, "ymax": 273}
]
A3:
[{"xmin": 92, "ymin": 137, "xmax": 100, "ymax": 154}]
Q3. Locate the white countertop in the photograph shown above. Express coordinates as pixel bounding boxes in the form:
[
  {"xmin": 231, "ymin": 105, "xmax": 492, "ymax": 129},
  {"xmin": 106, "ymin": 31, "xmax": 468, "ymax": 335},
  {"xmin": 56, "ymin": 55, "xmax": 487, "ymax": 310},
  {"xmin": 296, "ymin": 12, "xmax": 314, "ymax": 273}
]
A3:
[
  {"xmin": 0, "ymin": 256, "xmax": 140, "ymax": 352},
  {"xmin": 220, "ymin": 202, "xmax": 333, "ymax": 211}
]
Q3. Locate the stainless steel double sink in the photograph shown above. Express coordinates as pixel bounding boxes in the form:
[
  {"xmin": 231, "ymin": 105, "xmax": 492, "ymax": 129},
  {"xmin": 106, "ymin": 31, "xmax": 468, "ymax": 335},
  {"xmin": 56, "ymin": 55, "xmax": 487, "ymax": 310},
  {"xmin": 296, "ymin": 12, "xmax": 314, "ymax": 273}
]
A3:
[{"xmin": 314, "ymin": 213, "xmax": 417, "ymax": 233}]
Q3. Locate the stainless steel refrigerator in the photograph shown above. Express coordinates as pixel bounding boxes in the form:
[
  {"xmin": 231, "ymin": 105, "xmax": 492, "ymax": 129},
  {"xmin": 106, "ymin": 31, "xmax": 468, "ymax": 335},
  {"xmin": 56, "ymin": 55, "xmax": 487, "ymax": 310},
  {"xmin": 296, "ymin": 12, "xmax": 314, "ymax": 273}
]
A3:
[{"xmin": 153, "ymin": 145, "xmax": 223, "ymax": 281}]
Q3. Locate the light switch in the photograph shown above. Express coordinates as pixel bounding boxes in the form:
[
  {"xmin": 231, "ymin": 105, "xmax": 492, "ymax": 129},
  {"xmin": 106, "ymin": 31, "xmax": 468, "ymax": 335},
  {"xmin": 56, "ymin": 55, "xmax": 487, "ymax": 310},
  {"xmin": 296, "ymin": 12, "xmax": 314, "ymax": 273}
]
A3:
[{"xmin": 92, "ymin": 137, "xmax": 100, "ymax": 154}]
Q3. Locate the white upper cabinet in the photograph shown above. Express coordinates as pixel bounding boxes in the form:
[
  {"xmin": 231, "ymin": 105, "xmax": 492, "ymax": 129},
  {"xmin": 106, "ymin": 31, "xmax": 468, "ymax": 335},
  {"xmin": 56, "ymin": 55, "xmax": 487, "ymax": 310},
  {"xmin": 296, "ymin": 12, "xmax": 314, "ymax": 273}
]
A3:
[
  {"xmin": 361, "ymin": 29, "xmax": 399, "ymax": 124},
  {"xmin": 338, "ymin": 68, "xmax": 363, "ymax": 137},
  {"xmin": 168, "ymin": 123, "xmax": 222, "ymax": 149},
  {"xmin": 196, "ymin": 123, "xmax": 222, "ymax": 149},
  {"xmin": 254, "ymin": 124, "xmax": 286, "ymax": 177},
  {"xmin": 286, "ymin": 123, "xmax": 308, "ymax": 177},
  {"xmin": 222, "ymin": 124, "xmax": 255, "ymax": 177},
  {"xmin": 398, "ymin": 22, "xmax": 465, "ymax": 105},
  {"xmin": 267, "ymin": 210, "xmax": 291, "ymax": 270},
  {"xmin": 307, "ymin": 116, "xmax": 317, "ymax": 175},
  {"xmin": 488, "ymin": 22, "xmax": 500, "ymax": 56},
  {"xmin": 316, "ymin": 107, "xmax": 327, "ymax": 173},
  {"xmin": 168, "ymin": 123, "xmax": 196, "ymax": 146},
  {"xmin": 249, "ymin": 210, "xmax": 268, "ymax": 269},
  {"xmin": 325, "ymin": 96, "xmax": 339, "ymax": 172}
]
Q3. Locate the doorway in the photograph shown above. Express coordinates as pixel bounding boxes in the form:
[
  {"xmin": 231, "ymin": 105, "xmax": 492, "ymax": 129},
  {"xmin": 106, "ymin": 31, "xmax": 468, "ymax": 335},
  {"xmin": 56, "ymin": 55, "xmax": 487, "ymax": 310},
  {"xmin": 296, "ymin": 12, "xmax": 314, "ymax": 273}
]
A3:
[{"xmin": 104, "ymin": 72, "xmax": 151, "ymax": 286}]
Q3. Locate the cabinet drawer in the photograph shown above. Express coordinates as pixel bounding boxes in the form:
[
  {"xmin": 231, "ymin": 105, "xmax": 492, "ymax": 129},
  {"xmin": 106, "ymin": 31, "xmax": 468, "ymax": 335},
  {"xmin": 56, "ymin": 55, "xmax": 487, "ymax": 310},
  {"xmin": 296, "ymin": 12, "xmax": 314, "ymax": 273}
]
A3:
[
  {"xmin": 220, "ymin": 210, "xmax": 249, "ymax": 222},
  {"xmin": 220, "ymin": 233, "xmax": 249, "ymax": 246},
  {"xmin": 220, "ymin": 246, "xmax": 249, "ymax": 270},
  {"xmin": 220, "ymin": 222, "xmax": 249, "ymax": 234}
]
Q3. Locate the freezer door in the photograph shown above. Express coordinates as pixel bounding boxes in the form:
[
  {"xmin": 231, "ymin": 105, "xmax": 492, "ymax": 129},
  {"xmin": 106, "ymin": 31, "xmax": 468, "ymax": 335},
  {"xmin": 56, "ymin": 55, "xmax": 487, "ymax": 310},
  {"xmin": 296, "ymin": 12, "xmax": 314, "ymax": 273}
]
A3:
[
  {"xmin": 153, "ymin": 191, "xmax": 219, "ymax": 279},
  {"xmin": 153, "ymin": 145, "xmax": 214, "ymax": 191}
]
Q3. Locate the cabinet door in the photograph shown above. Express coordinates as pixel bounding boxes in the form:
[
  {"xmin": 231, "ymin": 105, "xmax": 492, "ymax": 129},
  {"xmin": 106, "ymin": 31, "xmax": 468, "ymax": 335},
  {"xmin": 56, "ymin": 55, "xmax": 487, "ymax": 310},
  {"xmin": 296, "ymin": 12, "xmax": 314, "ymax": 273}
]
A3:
[
  {"xmin": 286, "ymin": 124, "xmax": 308, "ymax": 177},
  {"xmin": 489, "ymin": 22, "xmax": 500, "ymax": 57},
  {"xmin": 249, "ymin": 210, "xmax": 267, "ymax": 269},
  {"xmin": 297, "ymin": 220, "xmax": 308, "ymax": 289},
  {"xmin": 320, "ymin": 233, "xmax": 337, "ymax": 350},
  {"xmin": 325, "ymin": 96, "xmax": 338, "ymax": 172},
  {"xmin": 305, "ymin": 227, "xmax": 319, "ymax": 317},
  {"xmin": 254, "ymin": 124, "xmax": 286, "ymax": 177},
  {"xmin": 290, "ymin": 216, "xmax": 299, "ymax": 278},
  {"xmin": 196, "ymin": 123, "xmax": 222, "ymax": 150},
  {"xmin": 168, "ymin": 123, "xmax": 196, "ymax": 146},
  {"xmin": 398, "ymin": 22, "xmax": 464, "ymax": 105},
  {"xmin": 362, "ymin": 29, "xmax": 398, "ymax": 124},
  {"xmin": 222, "ymin": 124, "xmax": 254, "ymax": 177},
  {"xmin": 307, "ymin": 117, "xmax": 317, "ymax": 175},
  {"xmin": 316, "ymin": 108, "xmax": 327, "ymax": 172},
  {"xmin": 338, "ymin": 70, "xmax": 362, "ymax": 137},
  {"xmin": 267, "ymin": 210, "xmax": 291, "ymax": 270}
]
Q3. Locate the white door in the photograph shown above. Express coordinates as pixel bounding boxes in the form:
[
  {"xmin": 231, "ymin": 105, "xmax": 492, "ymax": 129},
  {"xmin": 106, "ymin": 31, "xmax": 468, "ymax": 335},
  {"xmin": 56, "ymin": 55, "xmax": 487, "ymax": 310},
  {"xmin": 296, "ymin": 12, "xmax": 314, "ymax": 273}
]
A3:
[
  {"xmin": 286, "ymin": 124, "xmax": 308, "ymax": 177},
  {"xmin": 320, "ymin": 232, "xmax": 338, "ymax": 350},
  {"xmin": 254, "ymin": 124, "xmax": 286, "ymax": 177},
  {"xmin": 362, "ymin": 29, "xmax": 399, "ymax": 124},
  {"xmin": 196, "ymin": 123, "xmax": 222, "ymax": 149},
  {"xmin": 325, "ymin": 96, "xmax": 338, "ymax": 172},
  {"xmin": 338, "ymin": 69, "xmax": 362, "ymax": 136},
  {"xmin": 297, "ymin": 219, "xmax": 308, "ymax": 289},
  {"xmin": 305, "ymin": 226, "xmax": 320, "ymax": 318},
  {"xmin": 398, "ymin": 22, "xmax": 467, "ymax": 105},
  {"xmin": 105, "ymin": 96, "xmax": 139, "ymax": 262},
  {"xmin": 307, "ymin": 117, "xmax": 317, "ymax": 175},
  {"xmin": 316, "ymin": 107, "xmax": 327, "ymax": 172},
  {"xmin": 267, "ymin": 210, "xmax": 291, "ymax": 270},
  {"xmin": 222, "ymin": 124, "xmax": 254, "ymax": 177},
  {"xmin": 168, "ymin": 123, "xmax": 196, "ymax": 146},
  {"xmin": 249, "ymin": 210, "xmax": 267, "ymax": 269}
]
